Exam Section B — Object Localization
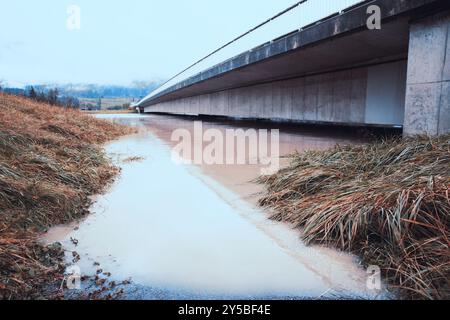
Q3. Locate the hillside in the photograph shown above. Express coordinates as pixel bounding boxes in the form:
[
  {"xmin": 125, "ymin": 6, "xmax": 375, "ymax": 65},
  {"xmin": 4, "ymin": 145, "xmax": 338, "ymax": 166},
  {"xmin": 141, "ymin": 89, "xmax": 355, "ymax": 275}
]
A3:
[{"xmin": 0, "ymin": 93, "xmax": 134, "ymax": 299}]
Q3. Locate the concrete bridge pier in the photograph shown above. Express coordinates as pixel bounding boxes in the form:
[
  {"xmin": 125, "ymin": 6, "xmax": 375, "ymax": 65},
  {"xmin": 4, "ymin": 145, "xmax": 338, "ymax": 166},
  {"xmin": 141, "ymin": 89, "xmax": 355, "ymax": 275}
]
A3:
[{"xmin": 404, "ymin": 12, "xmax": 450, "ymax": 136}]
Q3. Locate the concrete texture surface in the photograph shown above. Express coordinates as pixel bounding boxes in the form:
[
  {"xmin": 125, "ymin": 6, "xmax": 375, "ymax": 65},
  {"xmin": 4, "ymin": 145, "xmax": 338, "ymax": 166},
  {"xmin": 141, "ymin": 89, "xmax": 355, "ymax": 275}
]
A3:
[
  {"xmin": 439, "ymin": 82, "xmax": 450, "ymax": 134},
  {"xmin": 145, "ymin": 61, "xmax": 407, "ymax": 127},
  {"xmin": 404, "ymin": 12, "xmax": 450, "ymax": 135}
]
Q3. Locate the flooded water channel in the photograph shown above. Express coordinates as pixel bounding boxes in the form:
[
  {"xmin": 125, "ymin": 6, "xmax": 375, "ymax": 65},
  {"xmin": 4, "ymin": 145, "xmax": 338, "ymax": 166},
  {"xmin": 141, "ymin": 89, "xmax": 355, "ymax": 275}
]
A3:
[{"xmin": 43, "ymin": 114, "xmax": 387, "ymax": 299}]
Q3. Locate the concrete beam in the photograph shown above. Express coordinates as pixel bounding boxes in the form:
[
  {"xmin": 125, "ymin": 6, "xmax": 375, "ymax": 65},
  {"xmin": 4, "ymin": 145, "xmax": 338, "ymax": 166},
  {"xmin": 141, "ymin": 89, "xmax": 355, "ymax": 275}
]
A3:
[{"xmin": 145, "ymin": 61, "xmax": 407, "ymax": 127}]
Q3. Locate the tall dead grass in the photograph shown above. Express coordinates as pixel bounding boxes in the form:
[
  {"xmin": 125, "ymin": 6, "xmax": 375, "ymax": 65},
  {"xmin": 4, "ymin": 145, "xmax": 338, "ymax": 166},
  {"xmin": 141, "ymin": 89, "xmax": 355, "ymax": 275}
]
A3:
[
  {"xmin": 259, "ymin": 135, "xmax": 450, "ymax": 300},
  {"xmin": 0, "ymin": 93, "xmax": 134, "ymax": 299}
]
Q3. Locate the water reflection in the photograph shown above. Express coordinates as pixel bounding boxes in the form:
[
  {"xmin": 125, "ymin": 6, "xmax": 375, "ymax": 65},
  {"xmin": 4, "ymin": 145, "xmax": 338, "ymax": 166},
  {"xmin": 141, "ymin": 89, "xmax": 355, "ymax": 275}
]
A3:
[{"xmin": 44, "ymin": 114, "xmax": 384, "ymax": 299}]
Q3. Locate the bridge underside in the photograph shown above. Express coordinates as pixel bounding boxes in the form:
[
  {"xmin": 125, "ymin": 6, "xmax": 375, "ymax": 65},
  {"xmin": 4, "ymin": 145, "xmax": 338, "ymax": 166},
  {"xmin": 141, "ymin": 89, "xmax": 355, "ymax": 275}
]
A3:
[
  {"xmin": 142, "ymin": 0, "xmax": 450, "ymax": 136},
  {"xmin": 147, "ymin": 60, "xmax": 408, "ymax": 128}
]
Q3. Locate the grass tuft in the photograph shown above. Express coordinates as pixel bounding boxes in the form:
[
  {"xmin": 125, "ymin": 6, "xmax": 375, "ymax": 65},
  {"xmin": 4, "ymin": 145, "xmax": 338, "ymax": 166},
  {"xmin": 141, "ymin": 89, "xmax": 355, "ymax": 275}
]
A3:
[{"xmin": 259, "ymin": 134, "xmax": 450, "ymax": 300}]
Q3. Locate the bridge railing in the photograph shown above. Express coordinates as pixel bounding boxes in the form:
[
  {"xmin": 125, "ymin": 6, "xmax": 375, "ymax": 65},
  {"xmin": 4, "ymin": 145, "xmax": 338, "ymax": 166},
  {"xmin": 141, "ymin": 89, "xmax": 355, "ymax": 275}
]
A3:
[{"xmin": 143, "ymin": 0, "xmax": 364, "ymax": 102}]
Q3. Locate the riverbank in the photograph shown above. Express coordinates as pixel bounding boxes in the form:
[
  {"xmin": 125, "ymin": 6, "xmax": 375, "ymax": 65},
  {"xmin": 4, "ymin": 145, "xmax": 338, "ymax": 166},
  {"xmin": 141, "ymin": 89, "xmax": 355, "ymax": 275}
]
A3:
[
  {"xmin": 0, "ymin": 94, "xmax": 133, "ymax": 299},
  {"xmin": 259, "ymin": 135, "xmax": 450, "ymax": 299},
  {"xmin": 84, "ymin": 110, "xmax": 137, "ymax": 115},
  {"xmin": 44, "ymin": 115, "xmax": 382, "ymax": 300}
]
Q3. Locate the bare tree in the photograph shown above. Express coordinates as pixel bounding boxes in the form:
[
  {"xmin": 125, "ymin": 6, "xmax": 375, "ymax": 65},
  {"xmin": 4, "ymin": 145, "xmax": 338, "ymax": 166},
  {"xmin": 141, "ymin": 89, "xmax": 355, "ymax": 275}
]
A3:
[
  {"xmin": 47, "ymin": 88, "xmax": 59, "ymax": 105},
  {"xmin": 28, "ymin": 86, "xmax": 37, "ymax": 100}
]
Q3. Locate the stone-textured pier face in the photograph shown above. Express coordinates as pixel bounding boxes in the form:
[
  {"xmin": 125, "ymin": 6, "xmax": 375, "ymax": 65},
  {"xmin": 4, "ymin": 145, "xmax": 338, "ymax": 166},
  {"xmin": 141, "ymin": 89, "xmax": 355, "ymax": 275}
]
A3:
[{"xmin": 404, "ymin": 12, "xmax": 450, "ymax": 136}]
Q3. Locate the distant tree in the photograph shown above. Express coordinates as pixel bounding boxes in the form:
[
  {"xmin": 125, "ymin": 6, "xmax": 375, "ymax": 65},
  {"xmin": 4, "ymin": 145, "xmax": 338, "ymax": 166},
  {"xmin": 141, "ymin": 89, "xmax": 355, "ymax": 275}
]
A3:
[
  {"xmin": 97, "ymin": 97, "xmax": 102, "ymax": 110},
  {"xmin": 67, "ymin": 97, "xmax": 77, "ymax": 108},
  {"xmin": 59, "ymin": 96, "xmax": 80, "ymax": 109},
  {"xmin": 28, "ymin": 86, "xmax": 37, "ymax": 100},
  {"xmin": 38, "ymin": 91, "xmax": 47, "ymax": 103},
  {"xmin": 47, "ymin": 88, "xmax": 59, "ymax": 105},
  {"xmin": 3, "ymin": 87, "xmax": 25, "ymax": 96}
]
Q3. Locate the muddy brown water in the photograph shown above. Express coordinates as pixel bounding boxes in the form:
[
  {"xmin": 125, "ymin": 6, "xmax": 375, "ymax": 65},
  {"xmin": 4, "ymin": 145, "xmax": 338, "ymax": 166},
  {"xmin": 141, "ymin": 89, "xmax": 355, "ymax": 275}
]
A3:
[{"xmin": 43, "ymin": 114, "xmax": 388, "ymax": 299}]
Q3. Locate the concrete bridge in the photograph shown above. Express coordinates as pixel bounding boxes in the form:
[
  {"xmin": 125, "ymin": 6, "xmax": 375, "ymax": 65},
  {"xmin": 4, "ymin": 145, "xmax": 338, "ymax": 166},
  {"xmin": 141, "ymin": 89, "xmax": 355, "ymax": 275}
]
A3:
[{"xmin": 138, "ymin": 0, "xmax": 450, "ymax": 136}]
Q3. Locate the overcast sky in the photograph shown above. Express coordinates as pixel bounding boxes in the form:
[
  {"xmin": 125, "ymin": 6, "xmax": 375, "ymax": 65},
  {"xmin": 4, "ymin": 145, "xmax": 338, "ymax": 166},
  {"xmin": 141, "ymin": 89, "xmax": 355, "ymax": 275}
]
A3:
[{"xmin": 0, "ymin": 0, "xmax": 359, "ymax": 87}]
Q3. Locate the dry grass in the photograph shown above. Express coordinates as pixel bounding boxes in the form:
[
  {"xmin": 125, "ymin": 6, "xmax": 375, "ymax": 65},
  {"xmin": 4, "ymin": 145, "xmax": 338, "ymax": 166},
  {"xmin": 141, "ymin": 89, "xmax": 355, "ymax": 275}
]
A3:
[
  {"xmin": 0, "ymin": 93, "xmax": 134, "ymax": 299},
  {"xmin": 259, "ymin": 135, "xmax": 450, "ymax": 300}
]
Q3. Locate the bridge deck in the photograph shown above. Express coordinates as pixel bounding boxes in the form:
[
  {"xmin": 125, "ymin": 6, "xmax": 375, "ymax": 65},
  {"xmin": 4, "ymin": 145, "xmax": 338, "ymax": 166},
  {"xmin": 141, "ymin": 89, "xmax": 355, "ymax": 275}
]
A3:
[{"xmin": 138, "ymin": 0, "xmax": 445, "ymax": 108}]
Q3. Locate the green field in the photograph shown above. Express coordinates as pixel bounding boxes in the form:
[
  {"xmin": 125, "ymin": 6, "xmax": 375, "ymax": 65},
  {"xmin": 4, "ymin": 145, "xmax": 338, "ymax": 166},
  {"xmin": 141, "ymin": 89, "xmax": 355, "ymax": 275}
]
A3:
[{"xmin": 79, "ymin": 97, "xmax": 139, "ymax": 110}]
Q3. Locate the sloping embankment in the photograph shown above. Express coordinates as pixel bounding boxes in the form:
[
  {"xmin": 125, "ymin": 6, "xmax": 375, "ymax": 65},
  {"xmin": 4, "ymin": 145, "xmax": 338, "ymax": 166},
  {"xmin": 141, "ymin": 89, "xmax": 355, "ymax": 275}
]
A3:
[
  {"xmin": 259, "ymin": 135, "xmax": 450, "ymax": 299},
  {"xmin": 0, "ymin": 93, "xmax": 134, "ymax": 299}
]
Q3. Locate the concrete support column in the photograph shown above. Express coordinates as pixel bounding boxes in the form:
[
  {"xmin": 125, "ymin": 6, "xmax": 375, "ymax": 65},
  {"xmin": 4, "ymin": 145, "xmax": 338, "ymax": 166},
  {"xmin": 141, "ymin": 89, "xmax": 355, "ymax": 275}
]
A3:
[{"xmin": 404, "ymin": 12, "xmax": 450, "ymax": 136}]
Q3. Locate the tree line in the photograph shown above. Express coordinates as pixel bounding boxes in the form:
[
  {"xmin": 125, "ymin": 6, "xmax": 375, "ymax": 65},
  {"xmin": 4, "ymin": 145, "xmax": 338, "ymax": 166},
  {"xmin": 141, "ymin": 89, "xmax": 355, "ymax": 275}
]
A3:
[
  {"xmin": 26, "ymin": 86, "xmax": 81, "ymax": 109},
  {"xmin": 0, "ymin": 84, "xmax": 80, "ymax": 109}
]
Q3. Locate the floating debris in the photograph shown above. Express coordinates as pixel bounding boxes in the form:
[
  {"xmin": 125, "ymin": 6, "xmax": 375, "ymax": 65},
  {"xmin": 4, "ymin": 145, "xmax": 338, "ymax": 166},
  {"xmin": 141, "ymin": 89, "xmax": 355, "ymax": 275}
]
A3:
[
  {"xmin": 122, "ymin": 156, "xmax": 145, "ymax": 163},
  {"xmin": 72, "ymin": 251, "xmax": 81, "ymax": 263}
]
